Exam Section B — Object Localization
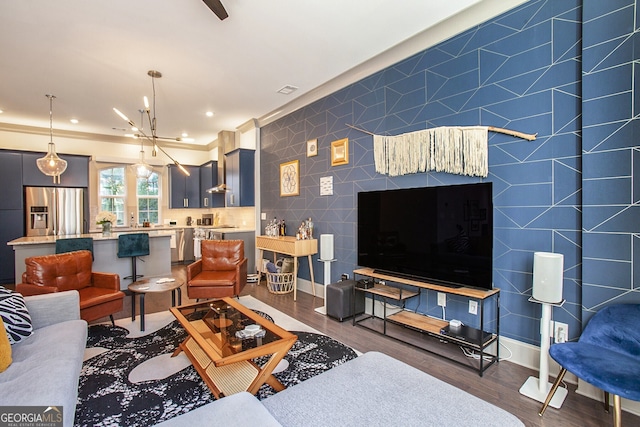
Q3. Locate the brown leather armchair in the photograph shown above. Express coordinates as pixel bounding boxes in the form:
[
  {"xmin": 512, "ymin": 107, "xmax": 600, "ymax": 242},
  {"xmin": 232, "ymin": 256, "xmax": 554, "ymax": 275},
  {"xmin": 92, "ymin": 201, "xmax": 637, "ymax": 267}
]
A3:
[
  {"xmin": 187, "ymin": 239, "xmax": 247, "ymax": 299},
  {"xmin": 16, "ymin": 250, "xmax": 124, "ymax": 324}
]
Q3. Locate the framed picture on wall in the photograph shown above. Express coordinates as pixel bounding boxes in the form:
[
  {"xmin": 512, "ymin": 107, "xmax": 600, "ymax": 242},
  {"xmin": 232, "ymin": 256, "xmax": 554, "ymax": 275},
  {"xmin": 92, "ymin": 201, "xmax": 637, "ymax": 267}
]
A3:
[
  {"xmin": 306, "ymin": 139, "xmax": 318, "ymax": 157},
  {"xmin": 280, "ymin": 160, "xmax": 300, "ymax": 197},
  {"xmin": 331, "ymin": 138, "xmax": 349, "ymax": 166}
]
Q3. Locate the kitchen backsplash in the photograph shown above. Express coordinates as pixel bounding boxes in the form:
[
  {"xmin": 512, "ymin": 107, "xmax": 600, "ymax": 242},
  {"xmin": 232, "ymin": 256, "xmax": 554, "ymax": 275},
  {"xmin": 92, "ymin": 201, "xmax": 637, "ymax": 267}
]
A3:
[{"xmin": 162, "ymin": 206, "xmax": 256, "ymax": 228}]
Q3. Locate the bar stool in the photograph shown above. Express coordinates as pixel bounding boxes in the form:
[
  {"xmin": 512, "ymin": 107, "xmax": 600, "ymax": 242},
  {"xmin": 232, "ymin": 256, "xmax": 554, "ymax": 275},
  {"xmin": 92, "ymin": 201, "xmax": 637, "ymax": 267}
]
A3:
[
  {"xmin": 55, "ymin": 237, "xmax": 94, "ymax": 260},
  {"xmin": 117, "ymin": 233, "xmax": 150, "ymax": 283}
]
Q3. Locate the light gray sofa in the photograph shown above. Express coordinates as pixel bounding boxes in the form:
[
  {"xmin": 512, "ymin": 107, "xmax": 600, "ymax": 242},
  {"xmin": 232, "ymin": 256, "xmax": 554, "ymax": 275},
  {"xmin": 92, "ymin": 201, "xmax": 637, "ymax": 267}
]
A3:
[
  {"xmin": 158, "ymin": 351, "xmax": 524, "ymax": 427},
  {"xmin": 0, "ymin": 291, "xmax": 87, "ymax": 427}
]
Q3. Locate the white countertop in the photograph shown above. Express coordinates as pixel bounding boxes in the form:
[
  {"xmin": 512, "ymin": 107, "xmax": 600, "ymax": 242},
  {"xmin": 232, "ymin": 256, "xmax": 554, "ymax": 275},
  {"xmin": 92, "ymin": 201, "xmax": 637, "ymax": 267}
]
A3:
[
  {"xmin": 7, "ymin": 230, "xmax": 175, "ymax": 246},
  {"xmin": 8, "ymin": 227, "xmax": 256, "ymax": 246},
  {"xmin": 88, "ymin": 225, "xmax": 256, "ymax": 233}
]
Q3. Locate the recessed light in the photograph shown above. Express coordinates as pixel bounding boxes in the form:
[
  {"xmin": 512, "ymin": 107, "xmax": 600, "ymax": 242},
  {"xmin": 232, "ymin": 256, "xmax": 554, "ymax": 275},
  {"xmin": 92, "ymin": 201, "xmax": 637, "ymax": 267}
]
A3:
[
  {"xmin": 0, "ymin": 109, "xmax": 4, "ymax": 114},
  {"xmin": 70, "ymin": 118, "xmax": 79, "ymax": 124},
  {"xmin": 206, "ymin": 111, "xmax": 214, "ymax": 117},
  {"xmin": 181, "ymin": 132, "xmax": 188, "ymax": 137}
]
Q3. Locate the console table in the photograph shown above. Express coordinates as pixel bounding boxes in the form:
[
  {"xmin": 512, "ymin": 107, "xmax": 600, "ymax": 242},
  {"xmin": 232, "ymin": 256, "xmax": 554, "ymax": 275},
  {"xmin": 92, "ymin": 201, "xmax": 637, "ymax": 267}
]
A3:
[
  {"xmin": 256, "ymin": 236, "xmax": 317, "ymax": 301},
  {"xmin": 352, "ymin": 267, "xmax": 500, "ymax": 376}
]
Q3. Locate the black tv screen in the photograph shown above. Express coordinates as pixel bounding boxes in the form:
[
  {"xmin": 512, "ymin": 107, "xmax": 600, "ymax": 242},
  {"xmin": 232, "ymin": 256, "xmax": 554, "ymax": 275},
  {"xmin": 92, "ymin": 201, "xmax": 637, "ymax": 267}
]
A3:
[{"xmin": 357, "ymin": 183, "xmax": 493, "ymax": 290}]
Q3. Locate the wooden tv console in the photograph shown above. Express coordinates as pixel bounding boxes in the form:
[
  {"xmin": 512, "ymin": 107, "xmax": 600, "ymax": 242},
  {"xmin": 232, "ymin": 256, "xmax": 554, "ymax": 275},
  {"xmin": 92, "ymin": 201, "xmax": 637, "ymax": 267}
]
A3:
[{"xmin": 352, "ymin": 267, "xmax": 500, "ymax": 376}]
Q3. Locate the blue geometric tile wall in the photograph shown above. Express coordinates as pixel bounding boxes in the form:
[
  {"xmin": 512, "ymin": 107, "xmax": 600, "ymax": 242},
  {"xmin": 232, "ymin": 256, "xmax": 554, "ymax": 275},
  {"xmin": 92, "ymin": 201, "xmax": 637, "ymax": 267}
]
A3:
[{"xmin": 260, "ymin": 0, "xmax": 639, "ymax": 346}]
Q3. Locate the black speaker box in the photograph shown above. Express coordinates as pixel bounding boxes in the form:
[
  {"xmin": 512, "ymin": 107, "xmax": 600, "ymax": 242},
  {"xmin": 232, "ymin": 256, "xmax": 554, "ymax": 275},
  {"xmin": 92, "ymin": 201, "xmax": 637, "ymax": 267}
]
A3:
[{"xmin": 326, "ymin": 279, "xmax": 365, "ymax": 322}]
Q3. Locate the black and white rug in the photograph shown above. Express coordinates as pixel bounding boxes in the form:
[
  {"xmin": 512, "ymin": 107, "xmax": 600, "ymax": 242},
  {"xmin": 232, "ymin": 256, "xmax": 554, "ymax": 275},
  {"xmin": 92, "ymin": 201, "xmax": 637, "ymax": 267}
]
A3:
[{"xmin": 75, "ymin": 307, "xmax": 357, "ymax": 427}]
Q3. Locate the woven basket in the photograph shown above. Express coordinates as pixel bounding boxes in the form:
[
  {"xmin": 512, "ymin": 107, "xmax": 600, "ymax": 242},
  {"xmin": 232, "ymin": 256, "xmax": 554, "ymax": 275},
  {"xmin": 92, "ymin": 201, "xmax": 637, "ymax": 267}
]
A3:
[{"xmin": 266, "ymin": 272, "xmax": 295, "ymax": 294}]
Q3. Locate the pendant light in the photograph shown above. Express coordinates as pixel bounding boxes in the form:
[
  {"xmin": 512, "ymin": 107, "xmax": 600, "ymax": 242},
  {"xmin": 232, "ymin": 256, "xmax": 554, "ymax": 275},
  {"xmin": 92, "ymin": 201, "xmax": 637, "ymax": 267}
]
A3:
[
  {"xmin": 130, "ymin": 111, "xmax": 153, "ymax": 179},
  {"xmin": 131, "ymin": 141, "xmax": 153, "ymax": 179},
  {"xmin": 36, "ymin": 94, "xmax": 68, "ymax": 183}
]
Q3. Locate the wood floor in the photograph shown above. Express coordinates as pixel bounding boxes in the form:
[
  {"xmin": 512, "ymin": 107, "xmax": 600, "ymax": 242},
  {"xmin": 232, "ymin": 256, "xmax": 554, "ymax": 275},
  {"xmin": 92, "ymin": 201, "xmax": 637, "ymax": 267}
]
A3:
[{"xmin": 109, "ymin": 265, "xmax": 639, "ymax": 427}]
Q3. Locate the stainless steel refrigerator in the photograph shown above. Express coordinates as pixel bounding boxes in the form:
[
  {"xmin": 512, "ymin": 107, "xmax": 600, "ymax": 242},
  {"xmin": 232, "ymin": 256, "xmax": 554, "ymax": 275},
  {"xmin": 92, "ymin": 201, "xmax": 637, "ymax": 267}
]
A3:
[{"xmin": 25, "ymin": 187, "xmax": 87, "ymax": 236}]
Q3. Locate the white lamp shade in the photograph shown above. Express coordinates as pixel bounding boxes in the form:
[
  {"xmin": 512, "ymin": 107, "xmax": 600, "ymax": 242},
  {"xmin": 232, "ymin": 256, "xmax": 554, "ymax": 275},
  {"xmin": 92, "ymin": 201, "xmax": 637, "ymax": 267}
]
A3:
[
  {"xmin": 532, "ymin": 252, "xmax": 564, "ymax": 303},
  {"xmin": 320, "ymin": 234, "xmax": 334, "ymax": 260}
]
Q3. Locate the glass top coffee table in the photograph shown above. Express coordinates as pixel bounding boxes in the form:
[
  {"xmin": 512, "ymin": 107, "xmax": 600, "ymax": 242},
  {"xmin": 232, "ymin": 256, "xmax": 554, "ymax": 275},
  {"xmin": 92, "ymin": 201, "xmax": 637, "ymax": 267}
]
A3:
[{"xmin": 170, "ymin": 298, "xmax": 297, "ymax": 398}]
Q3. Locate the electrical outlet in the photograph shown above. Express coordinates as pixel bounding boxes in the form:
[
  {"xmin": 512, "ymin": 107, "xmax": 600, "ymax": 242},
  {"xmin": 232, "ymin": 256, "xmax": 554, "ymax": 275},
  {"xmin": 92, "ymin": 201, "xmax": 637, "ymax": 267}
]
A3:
[
  {"xmin": 341, "ymin": 273, "xmax": 349, "ymax": 280},
  {"xmin": 468, "ymin": 300, "xmax": 478, "ymax": 315},
  {"xmin": 554, "ymin": 322, "xmax": 568, "ymax": 343},
  {"xmin": 261, "ymin": 212, "xmax": 267, "ymax": 220},
  {"xmin": 437, "ymin": 292, "xmax": 446, "ymax": 307}
]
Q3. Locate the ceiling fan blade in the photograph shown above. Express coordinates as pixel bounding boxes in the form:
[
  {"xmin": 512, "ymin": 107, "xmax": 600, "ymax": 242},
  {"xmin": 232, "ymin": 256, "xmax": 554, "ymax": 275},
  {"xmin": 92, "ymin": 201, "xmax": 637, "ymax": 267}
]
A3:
[{"xmin": 202, "ymin": 0, "xmax": 229, "ymax": 20}]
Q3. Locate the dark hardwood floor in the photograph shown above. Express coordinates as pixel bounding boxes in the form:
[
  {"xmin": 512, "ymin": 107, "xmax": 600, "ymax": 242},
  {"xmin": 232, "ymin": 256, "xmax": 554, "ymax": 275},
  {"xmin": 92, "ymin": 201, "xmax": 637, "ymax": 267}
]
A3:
[{"xmin": 106, "ymin": 265, "xmax": 639, "ymax": 427}]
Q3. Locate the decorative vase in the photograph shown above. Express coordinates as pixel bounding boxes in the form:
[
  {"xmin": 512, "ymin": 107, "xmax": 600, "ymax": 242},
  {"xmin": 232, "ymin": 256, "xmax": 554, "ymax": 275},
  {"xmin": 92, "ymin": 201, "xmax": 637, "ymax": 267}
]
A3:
[{"xmin": 102, "ymin": 221, "xmax": 112, "ymax": 236}]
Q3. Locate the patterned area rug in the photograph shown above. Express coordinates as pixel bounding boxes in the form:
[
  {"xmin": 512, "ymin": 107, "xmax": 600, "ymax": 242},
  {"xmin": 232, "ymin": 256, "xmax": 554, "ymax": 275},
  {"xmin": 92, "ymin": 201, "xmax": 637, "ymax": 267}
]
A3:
[{"xmin": 74, "ymin": 311, "xmax": 357, "ymax": 426}]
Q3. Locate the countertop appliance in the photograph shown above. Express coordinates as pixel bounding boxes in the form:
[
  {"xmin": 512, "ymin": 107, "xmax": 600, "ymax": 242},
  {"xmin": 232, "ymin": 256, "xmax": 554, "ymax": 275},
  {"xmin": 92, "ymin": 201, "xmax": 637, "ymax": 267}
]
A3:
[{"xmin": 26, "ymin": 186, "xmax": 87, "ymax": 236}]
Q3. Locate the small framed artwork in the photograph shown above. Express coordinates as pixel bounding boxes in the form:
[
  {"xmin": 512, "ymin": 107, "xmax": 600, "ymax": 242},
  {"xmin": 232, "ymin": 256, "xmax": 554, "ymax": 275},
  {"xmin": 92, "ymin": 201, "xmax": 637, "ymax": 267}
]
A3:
[
  {"xmin": 306, "ymin": 139, "xmax": 318, "ymax": 157},
  {"xmin": 331, "ymin": 138, "xmax": 349, "ymax": 166},
  {"xmin": 280, "ymin": 160, "xmax": 300, "ymax": 197}
]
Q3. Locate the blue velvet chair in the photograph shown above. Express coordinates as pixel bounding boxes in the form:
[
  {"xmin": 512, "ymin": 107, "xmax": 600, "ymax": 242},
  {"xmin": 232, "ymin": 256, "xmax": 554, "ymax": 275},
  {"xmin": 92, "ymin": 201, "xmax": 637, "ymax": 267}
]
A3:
[
  {"xmin": 539, "ymin": 304, "xmax": 640, "ymax": 426},
  {"xmin": 55, "ymin": 237, "xmax": 94, "ymax": 260},
  {"xmin": 117, "ymin": 233, "xmax": 150, "ymax": 283}
]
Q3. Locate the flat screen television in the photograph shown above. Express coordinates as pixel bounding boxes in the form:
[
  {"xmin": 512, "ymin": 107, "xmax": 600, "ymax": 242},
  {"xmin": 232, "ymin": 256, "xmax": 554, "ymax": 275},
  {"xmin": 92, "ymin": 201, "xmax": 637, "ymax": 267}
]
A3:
[{"xmin": 357, "ymin": 182, "xmax": 493, "ymax": 290}]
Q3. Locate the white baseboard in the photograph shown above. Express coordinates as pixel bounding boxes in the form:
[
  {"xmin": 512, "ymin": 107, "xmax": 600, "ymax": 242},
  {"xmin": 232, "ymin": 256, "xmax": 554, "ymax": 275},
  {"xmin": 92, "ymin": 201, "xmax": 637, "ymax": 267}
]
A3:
[{"xmin": 297, "ymin": 283, "xmax": 640, "ymax": 417}]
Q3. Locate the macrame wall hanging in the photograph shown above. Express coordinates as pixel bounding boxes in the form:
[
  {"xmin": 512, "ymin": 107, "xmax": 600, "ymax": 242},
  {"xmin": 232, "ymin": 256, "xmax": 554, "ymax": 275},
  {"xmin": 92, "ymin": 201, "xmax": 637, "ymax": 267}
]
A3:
[{"xmin": 347, "ymin": 124, "xmax": 537, "ymax": 178}]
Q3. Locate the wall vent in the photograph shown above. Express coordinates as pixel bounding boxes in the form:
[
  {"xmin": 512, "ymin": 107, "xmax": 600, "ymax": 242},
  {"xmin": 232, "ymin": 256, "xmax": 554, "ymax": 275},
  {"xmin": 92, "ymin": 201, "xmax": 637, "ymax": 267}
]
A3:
[{"xmin": 277, "ymin": 85, "xmax": 298, "ymax": 95}]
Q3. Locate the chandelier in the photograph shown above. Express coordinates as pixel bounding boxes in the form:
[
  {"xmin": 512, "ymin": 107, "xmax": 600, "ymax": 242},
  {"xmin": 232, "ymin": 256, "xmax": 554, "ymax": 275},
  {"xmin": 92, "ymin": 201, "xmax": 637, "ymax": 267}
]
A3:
[
  {"xmin": 36, "ymin": 94, "xmax": 68, "ymax": 183},
  {"xmin": 113, "ymin": 70, "xmax": 190, "ymax": 176}
]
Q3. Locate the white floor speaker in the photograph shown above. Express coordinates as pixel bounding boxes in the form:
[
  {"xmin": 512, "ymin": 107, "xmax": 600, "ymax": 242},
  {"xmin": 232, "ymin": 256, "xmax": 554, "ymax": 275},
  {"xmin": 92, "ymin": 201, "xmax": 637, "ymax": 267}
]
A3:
[
  {"xmin": 320, "ymin": 234, "xmax": 334, "ymax": 260},
  {"xmin": 532, "ymin": 252, "xmax": 563, "ymax": 303}
]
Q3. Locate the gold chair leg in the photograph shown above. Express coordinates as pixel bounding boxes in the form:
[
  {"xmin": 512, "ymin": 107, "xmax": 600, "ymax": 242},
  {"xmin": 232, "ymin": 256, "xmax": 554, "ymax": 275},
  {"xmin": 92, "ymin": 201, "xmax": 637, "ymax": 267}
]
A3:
[
  {"xmin": 539, "ymin": 368, "xmax": 568, "ymax": 417},
  {"xmin": 613, "ymin": 394, "xmax": 621, "ymax": 427},
  {"xmin": 604, "ymin": 390, "xmax": 610, "ymax": 413}
]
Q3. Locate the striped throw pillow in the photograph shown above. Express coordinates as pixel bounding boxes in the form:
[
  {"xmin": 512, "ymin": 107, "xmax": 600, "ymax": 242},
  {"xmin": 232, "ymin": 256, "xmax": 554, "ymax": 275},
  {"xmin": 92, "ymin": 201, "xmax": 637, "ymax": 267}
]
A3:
[{"xmin": 0, "ymin": 287, "xmax": 33, "ymax": 344}]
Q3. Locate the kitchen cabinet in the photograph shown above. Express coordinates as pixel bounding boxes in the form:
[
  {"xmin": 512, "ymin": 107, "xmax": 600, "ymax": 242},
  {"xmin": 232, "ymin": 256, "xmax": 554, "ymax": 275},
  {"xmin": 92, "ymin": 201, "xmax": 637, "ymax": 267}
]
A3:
[
  {"xmin": 0, "ymin": 151, "xmax": 23, "ymax": 209},
  {"xmin": 168, "ymin": 164, "xmax": 201, "ymax": 208},
  {"xmin": 22, "ymin": 152, "xmax": 89, "ymax": 187},
  {"xmin": 0, "ymin": 210, "xmax": 23, "ymax": 284},
  {"xmin": 225, "ymin": 149, "xmax": 254, "ymax": 207},
  {"xmin": 199, "ymin": 160, "xmax": 224, "ymax": 208}
]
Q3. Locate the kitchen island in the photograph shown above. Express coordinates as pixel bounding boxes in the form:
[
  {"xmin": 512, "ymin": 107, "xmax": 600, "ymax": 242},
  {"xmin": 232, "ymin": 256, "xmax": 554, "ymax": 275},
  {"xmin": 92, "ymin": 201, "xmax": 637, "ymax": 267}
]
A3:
[{"xmin": 8, "ymin": 230, "xmax": 173, "ymax": 290}]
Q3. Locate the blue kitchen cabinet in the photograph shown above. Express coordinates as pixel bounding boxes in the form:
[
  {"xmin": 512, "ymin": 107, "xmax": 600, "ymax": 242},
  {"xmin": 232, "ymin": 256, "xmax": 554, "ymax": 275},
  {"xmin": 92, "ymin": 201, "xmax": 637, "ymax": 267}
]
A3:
[
  {"xmin": 0, "ymin": 151, "xmax": 23, "ymax": 209},
  {"xmin": 225, "ymin": 149, "xmax": 254, "ymax": 207},
  {"xmin": 199, "ymin": 160, "xmax": 225, "ymax": 208},
  {"xmin": 168, "ymin": 164, "xmax": 201, "ymax": 208},
  {"xmin": 0, "ymin": 210, "xmax": 23, "ymax": 284},
  {"xmin": 22, "ymin": 152, "xmax": 89, "ymax": 187}
]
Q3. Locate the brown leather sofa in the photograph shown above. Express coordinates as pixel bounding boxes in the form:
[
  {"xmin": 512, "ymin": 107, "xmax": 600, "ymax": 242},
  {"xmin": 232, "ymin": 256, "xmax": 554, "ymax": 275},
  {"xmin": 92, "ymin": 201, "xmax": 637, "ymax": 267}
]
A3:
[
  {"xmin": 187, "ymin": 239, "xmax": 247, "ymax": 299},
  {"xmin": 16, "ymin": 250, "xmax": 124, "ymax": 324}
]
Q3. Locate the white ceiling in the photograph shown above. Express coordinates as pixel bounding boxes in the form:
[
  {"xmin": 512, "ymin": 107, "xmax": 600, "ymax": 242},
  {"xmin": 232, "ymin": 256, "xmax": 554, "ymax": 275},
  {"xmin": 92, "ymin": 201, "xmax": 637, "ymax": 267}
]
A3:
[{"xmin": 0, "ymin": 0, "xmax": 512, "ymax": 148}]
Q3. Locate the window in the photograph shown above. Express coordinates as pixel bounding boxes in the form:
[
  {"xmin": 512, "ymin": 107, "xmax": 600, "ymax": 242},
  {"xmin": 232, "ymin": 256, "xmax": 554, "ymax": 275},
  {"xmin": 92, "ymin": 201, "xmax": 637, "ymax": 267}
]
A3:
[
  {"xmin": 137, "ymin": 172, "xmax": 160, "ymax": 224},
  {"xmin": 99, "ymin": 167, "xmax": 126, "ymax": 225}
]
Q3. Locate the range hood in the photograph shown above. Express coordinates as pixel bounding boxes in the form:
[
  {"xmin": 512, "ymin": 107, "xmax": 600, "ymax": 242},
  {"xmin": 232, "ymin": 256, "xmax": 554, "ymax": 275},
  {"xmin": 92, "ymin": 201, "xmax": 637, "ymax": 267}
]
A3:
[
  {"xmin": 205, "ymin": 130, "xmax": 235, "ymax": 193},
  {"xmin": 207, "ymin": 183, "xmax": 228, "ymax": 193}
]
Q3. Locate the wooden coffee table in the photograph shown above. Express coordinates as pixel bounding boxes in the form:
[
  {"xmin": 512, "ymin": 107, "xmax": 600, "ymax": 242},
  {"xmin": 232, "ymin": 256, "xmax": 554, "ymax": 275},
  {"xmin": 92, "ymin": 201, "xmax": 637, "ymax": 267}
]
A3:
[
  {"xmin": 128, "ymin": 275, "xmax": 183, "ymax": 331},
  {"xmin": 170, "ymin": 298, "xmax": 297, "ymax": 398}
]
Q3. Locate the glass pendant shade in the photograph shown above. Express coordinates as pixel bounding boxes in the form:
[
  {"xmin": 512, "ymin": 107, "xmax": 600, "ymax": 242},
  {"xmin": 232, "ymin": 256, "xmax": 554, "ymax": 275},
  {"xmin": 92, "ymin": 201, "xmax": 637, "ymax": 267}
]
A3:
[
  {"xmin": 131, "ymin": 149, "xmax": 153, "ymax": 179},
  {"xmin": 37, "ymin": 143, "xmax": 68, "ymax": 177},
  {"xmin": 37, "ymin": 95, "xmax": 67, "ymax": 183}
]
